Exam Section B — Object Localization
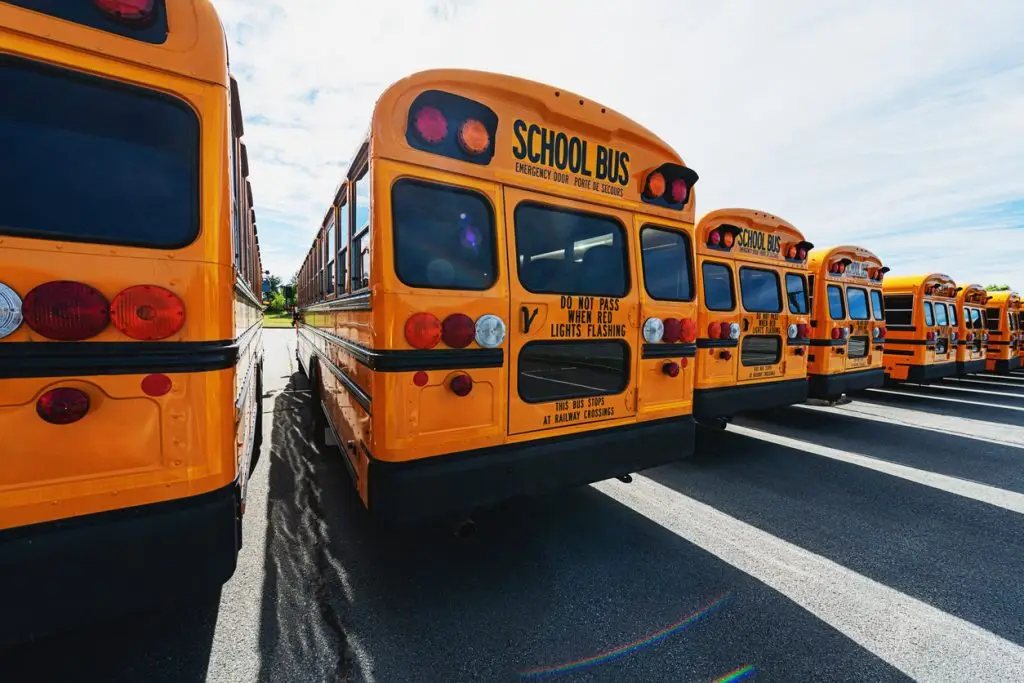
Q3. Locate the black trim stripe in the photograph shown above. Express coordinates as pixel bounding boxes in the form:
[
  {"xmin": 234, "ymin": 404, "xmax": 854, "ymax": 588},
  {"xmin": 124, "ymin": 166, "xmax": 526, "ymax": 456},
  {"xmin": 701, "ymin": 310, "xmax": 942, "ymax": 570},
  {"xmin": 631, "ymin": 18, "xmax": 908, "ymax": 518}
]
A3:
[
  {"xmin": 298, "ymin": 323, "xmax": 503, "ymax": 371},
  {"xmin": 304, "ymin": 291, "xmax": 372, "ymax": 313},
  {"xmin": 884, "ymin": 349, "xmax": 915, "ymax": 356},
  {"xmin": 886, "ymin": 325, "xmax": 917, "ymax": 332},
  {"xmin": 987, "ymin": 340, "xmax": 1012, "ymax": 347},
  {"xmin": 235, "ymin": 278, "xmax": 264, "ymax": 310},
  {"xmin": 886, "ymin": 339, "xmax": 934, "ymax": 346},
  {"xmin": 809, "ymin": 339, "xmax": 847, "ymax": 347},
  {"xmin": 0, "ymin": 340, "xmax": 237, "ymax": 379},
  {"xmin": 305, "ymin": 335, "xmax": 372, "ymax": 414},
  {"xmin": 642, "ymin": 343, "xmax": 697, "ymax": 359},
  {"xmin": 788, "ymin": 337, "xmax": 811, "ymax": 347},
  {"xmin": 696, "ymin": 338, "xmax": 738, "ymax": 349}
]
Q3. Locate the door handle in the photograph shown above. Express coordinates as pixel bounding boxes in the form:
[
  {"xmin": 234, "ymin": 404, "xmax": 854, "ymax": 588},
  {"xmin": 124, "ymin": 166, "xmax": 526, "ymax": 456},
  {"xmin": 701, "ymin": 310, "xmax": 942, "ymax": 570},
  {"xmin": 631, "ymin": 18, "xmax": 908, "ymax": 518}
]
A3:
[{"xmin": 743, "ymin": 319, "xmax": 750, "ymax": 331}]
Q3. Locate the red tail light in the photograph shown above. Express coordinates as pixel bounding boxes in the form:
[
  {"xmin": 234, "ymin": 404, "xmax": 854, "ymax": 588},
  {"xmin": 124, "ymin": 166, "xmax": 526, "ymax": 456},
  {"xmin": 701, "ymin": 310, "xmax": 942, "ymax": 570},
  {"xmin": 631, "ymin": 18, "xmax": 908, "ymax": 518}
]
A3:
[
  {"xmin": 405, "ymin": 312, "xmax": 442, "ymax": 349},
  {"xmin": 708, "ymin": 322, "xmax": 721, "ymax": 339},
  {"xmin": 645, "ymin": 172, "xmax": 666, "ymax": 199},
  {"xmin": 449, "ymin": 374, "xmax": 473, "ymax": 397},
  {"xmin": 722, "ymin": 232, "xmax": 735, "ymax": 248},
  {"xmin": 110, "ymin": 286, "xmax": 185, "ymax": 340},
  {"xmin": 879, "ymin": 327, "xmax": 887, "ymax": 338},
  {"xmin": 441, "ymin": 313, "xmax": 475, "ymax": 348},
  {"xmin": 708, "ymin": 230, "xmax": 722, "ymax": 247},
  {"xmin": 680, "ymin": 318, "xmax": 697, "ymax": 343},
  {"xmin": 413, "ymin": 106, "xmax": 448, "ymax": 144},
  {"xmin": 831, "ymin": 327, "xmax": 841, "ymax": 340},
  {"xmin": 787, "ymin": 246, "xmax": 797, "ymax": 259},
  {"xmin": 22, "ymin": 281, "xmax": 110, "ymax": 341},
  {"xmin": 662, "ymin": 361, "xmax": 680, "ymax": 377},
  {"xmin": 719, "ymin": 321, "xmax": 732, "ymax": 339},
  {"xmin": 94, "ymin": 0, "xmax": 155, "ymax": 23},
  {"xmin": 669, "ymin": 179, "xmax": 688, "ymax": 204},
  {"xmin": 797, "ymin": 248, "xmax": 807, "ymax": 260},
  {"xmin": 662, "ymin": 318, "xmax": 682, "ymax": 343},
  {"xmin": 797, "ymin": 323, "xmax": 810, "ymax": 337},
  {"xmin": 37, "ymin": 388, "xmax": 90, "ymax": 425}
]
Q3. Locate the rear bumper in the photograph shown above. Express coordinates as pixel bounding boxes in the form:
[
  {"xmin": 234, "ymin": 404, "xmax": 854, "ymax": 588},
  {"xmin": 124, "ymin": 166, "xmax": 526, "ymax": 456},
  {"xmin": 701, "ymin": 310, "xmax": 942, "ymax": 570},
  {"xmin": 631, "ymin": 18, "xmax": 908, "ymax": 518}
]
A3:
[
  {"xmin": 807, "ymin": 368, "xmax": 885, "ymax": 398},
  {"xmin": 898, "ymin": 361, "xmax": 957, "ymax": 383},
  {"xmin": 0, "ymin": 482, "xmax": 239, "ymax": 645},
  {"xmin": 693, "ymin": 378, "xmax": 808, "ymax": 419},
  {"xmin": 991, "ymin": 357, "xmax": 1022, "ymax": 374},
  {"xmin": 957, "ymin": 359, "xmax": 987, "ymax": 376},
  {"xmin": 367, "ymin": 416, "xmax": 696, "ymax": 526}
]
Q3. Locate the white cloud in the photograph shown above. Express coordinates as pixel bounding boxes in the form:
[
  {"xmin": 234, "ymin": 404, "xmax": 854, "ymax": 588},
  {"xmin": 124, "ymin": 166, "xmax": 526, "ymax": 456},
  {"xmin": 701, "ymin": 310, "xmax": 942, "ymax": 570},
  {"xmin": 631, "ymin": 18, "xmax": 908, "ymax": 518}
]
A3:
[{"xmin": 215, "ymin": 0, "xmax": 1024, "ymax": 286}]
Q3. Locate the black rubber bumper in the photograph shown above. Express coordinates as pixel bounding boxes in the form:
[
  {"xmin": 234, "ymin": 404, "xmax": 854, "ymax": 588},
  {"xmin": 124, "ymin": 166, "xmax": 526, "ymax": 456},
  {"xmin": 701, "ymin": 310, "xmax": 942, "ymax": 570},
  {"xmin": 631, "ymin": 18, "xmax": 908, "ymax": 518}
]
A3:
[
  {"xmin": 957, "ymin": 359, "xmax": 987, "ymax": 376},
  {"xmin": 0, "ymin": 483, "xmax": 240, "ymax": 645},
  {"xmin": 991, "ymin": 357, "xmax": 1022, "ymax": 374},
  {"xmin": 693, "ymin": 378, "xmax": 808, "ymax": 420},
  {"xmin": 808, "ymin": 368, "xmax": 885, "ymax": 399},
  {"xmin": 902, "ymin": 361, "xmax": 957, "ymax": 383},
  {"xmin": 367, "ymin": 416, "xmax": 696, "ymax": 526}
]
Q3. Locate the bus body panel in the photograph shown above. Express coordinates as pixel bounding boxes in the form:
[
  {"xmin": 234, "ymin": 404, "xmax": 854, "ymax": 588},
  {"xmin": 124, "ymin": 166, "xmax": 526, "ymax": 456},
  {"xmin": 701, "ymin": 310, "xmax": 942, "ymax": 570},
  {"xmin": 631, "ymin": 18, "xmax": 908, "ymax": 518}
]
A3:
[
  {"xmin": 954, "ymin": 284, "xmax": 988, "ymax": 375},
  {"xmin": 882, "ymin": 274, "xmax": 958, "ymax": 383},
  {"xmin": 983, "ymin": 290, "xmax": 1021, "ymax": 373}
]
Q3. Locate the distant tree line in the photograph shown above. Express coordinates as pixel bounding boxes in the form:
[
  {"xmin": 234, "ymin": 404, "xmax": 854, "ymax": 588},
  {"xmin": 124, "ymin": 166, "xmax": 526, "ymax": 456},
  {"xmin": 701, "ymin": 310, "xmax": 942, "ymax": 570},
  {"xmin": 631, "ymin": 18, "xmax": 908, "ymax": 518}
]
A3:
[{"xmin": 985, "ymin": 285, "xmax": 1011, "ymax": 291}]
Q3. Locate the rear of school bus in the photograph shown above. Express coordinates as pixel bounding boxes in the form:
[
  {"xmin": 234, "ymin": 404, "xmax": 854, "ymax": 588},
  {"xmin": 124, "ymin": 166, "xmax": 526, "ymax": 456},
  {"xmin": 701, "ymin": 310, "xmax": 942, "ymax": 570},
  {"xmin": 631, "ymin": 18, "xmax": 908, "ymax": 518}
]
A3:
[
  {"xmin": 881, "ymin": 274, "xmax": 958, "ymax": 383},
  {"xmin": 984, "ymin": 291, "xmax": 1022, "ymax": 373},
  {"xmin": 955, "ymin": 283, "xmax": 988, "ymax": 375},
  {"xmin": 805, "ymin": 246, "xmax": 888, "ymax": 399},
  {"xmin": 301, "ymin": 69, "xmax": 701, "ymax": 525},
  {"xmin": 0, "ymin": 0, "xmax": 256, "ymax": 642},
  {"xmin": 691, "ymin": 210, "xmax": 813, "ymax": 421}
]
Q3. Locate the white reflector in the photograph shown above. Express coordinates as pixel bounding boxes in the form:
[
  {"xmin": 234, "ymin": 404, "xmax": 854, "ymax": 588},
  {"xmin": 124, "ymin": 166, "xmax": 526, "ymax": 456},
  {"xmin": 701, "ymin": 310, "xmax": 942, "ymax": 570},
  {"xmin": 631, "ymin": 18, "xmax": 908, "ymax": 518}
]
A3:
[{"xmin": 0, "ymin": 283, "xmax": 23, "ymax": 340}]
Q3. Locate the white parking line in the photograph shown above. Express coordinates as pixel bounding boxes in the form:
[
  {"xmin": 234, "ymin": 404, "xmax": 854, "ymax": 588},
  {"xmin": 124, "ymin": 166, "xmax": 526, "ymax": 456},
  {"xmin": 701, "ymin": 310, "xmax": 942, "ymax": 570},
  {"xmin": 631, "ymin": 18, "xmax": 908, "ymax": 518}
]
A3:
[
  {"xmin": 596, "ymin": 476, "xmax": 1024, "ymax": 683},
  {"xmin": 866, "ymin": 387, "xmax": 1024, "ymax": 412},
  {"xmin": 727, "ymin": 424, "xmax": 1024, "ymax": 515}
]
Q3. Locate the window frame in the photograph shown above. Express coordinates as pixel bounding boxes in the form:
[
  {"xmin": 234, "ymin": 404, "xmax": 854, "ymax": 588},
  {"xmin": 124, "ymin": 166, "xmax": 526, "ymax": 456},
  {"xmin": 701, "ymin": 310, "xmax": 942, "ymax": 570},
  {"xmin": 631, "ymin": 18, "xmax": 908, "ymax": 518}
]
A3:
[
  {"xmin": 846, "ymin": 286, "xmax": 870, "ymax": 321},
  {"xmin": 870, "ymin": 289, "xmax": 885, "ymax": 321},
  {"xmin": 702, "ymin": 260, "xmax": 736, "ymax": 312},
  {"xmin": 784, "ymin": 272, "xmax": 809, "ymax": 315},
  {"xmin": 826, "ymin": 284, "xmax": 846, "ymax": 320},
  {"xmin": 350, "ymin": 162, "xmax": 371, "ymax": 293},
  {"xmin": 738, "ymin": 266, "xmax": 783, "ymax": 314},
  {"xmin": 924, "ymin": 301, "xmax": 935, "ymax": 326},
  {"xmin": 639, "ymin": 224, "xmax": 695, "ymax": 302}
]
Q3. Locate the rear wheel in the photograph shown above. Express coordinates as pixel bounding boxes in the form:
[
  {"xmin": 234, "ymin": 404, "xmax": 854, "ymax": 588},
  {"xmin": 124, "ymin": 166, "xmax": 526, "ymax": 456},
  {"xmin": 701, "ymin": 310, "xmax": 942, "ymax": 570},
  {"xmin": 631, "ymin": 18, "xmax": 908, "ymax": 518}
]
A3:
[{"xmin": 249, "ymin": 361, "xmax": 264, "ymax": 476}]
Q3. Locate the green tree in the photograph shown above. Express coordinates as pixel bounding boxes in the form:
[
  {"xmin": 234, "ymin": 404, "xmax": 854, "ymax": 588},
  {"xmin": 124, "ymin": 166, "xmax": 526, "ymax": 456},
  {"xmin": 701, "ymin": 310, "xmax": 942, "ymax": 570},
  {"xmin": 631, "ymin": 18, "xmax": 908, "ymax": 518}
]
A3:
[
  {"xmin": 266, "ymin": 290, "xmax": 286, "ymax": 314},
  {"xmin": 264, "ymin": 273, "xmax": 283, "ymax": 293},
  {"xmin": 986, "ymin": 284, "xmax": 1011, "ymax": 291}
]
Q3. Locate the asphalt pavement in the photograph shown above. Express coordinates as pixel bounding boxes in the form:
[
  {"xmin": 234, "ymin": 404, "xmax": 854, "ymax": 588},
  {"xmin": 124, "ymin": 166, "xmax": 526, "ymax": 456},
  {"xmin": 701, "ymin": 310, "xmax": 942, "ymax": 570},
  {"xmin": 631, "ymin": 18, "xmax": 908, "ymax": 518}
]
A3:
[{"xmin": 2, "ymin": 329, "xmax": 1023, "ymax": 682}]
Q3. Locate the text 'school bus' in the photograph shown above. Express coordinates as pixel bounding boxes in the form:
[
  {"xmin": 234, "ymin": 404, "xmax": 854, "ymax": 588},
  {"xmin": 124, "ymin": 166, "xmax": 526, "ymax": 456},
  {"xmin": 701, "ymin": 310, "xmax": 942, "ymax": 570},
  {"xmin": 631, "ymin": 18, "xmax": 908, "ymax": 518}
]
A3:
[
  {"xmin": 0, "ymin": 0, "xmax": 264, "ymax": 643},
  {"xmin": 881, "ymin": 274, "xmax": 958, "ymax": 383},
  {"xmin": 295, "ymin": 69, "xmax": 701, "ymax": 525},
  {"xmin": 984, "ymin": 290, "xmax": 1022, "ymax": 373},
  {"xmin": 954, "ymin": 283, "xmax": 989, "ymax": 376},
  {"xmin": 805, "ymin": 246, "xmax": 888, "ymax": 400},
  {"xmin": 690, "ymin": 209, "xmax": 813, "ymax": 423}
]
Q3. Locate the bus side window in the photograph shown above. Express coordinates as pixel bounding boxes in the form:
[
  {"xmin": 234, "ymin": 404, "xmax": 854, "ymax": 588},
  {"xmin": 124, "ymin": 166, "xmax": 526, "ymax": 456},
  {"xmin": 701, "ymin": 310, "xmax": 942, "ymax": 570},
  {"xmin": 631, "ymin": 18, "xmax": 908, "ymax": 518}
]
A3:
[
  {"xmin": 883, "ymin": 295, "xmax": 912, "ymax": 327},
  {"xmin": 337, "ymin": 192, "xmax": 349, "ymax": 296},
  {"xmin": 351, "ymin": 165, "xmax": 371, "ymax": 291},
  {"xmin": 870, "ymin": 289, "xmax": 884, "ymax": 321},
  {"xmin": 701, "ymin": 262, "xmax": 735, "ymax": 312},
  {"xmin": 784, "ymin": 272, "xmax": 808, "ymax": 314},
  {"xmin": 923, "ymin": 302, "xmax": 934, "ymax": 326},
  {"xmin": 934, "ymin": 302, "xmax": 948, "ymax": 327},
  {"xmin": 324, "ymin": 211, "xmax": 335, "ymax": 297}
]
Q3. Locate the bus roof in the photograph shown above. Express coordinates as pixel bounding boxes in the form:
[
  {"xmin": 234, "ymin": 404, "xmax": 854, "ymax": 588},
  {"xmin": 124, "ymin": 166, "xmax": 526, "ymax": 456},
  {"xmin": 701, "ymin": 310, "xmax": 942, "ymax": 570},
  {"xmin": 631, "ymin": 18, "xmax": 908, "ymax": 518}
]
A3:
[
  {"xmin": 0, "ymin": 0, "xmax": 228, "ymax": 86},
  {"xmin": 355, "ymin": 68, "xmax": 697, "ymax": 221},
  {"xmin": 884, "ymin": 273, "xmax": 957, "ymax": 297},
  {"xmin": 986, "ymin": 290, "xmax": 1021, "ymax": 306},
  {"xmin": 695, "ymin": 208, "xmax": 812, "ymax": 263},
  {"xmin": 956, "ymin": 283, "xmax": 989, "ymax": 305},
  {"xmin": 808, "ymin": 245, "xmax": 883, "ymax": 269}
]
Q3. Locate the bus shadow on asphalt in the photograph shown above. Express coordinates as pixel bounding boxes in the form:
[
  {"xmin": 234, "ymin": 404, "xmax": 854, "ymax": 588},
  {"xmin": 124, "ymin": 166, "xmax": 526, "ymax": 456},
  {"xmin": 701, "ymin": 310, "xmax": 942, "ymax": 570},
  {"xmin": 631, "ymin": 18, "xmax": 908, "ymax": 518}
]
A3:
[
  {"xmin": 255, "ymin": 373, "xmax": 896, "ymax": 683},
  {"xmin": 733, "ymin": 407, "xmax": 1024, "ymax": 493},
  {"xmin": 852, "ymin": 387, "xmax": 1024, "ymax": 427}
]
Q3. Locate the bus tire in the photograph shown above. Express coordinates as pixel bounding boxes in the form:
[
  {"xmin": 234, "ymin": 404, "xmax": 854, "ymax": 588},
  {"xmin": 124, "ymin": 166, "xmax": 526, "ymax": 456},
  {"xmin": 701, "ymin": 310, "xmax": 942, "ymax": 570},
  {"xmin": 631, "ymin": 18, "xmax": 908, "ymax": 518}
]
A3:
[{"xmin": 249, "ymin": 362, "xmax": 264, "ymax": 476}]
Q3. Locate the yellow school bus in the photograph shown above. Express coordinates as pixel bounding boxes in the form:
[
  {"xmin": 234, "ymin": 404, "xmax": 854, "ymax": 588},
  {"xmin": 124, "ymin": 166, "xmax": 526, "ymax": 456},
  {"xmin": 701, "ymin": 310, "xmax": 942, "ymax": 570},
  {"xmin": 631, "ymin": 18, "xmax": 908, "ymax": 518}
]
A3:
[
  {"xmin": 295, "ymin": 68, "xmax": 700, "ymax": 525},
  {"xmin": 805, "ymin": 246, "xmax": 888, "ymax": 400},
  {"xmin": 881, "ymin": 274, "xmax": 957, "ymax": 382},
  {"xmin": 691, "ymin": 209, "xmax": 813, "ymax": 423},
  {"xmin": 984, "ymin": 290, "xmax": 1022, "ymax": 373},
  {"xmin": 0, "ymin": 0, "xmax": 263, "ymax": 642},
  {"xmin": 954, "ymin": 283, "xmax": 988, "ymax": 375}
]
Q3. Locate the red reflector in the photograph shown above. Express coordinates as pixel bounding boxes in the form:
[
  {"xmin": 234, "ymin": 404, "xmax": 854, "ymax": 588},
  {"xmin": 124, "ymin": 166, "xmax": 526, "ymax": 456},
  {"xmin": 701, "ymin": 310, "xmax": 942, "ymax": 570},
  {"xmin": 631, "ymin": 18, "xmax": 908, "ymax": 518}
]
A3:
[
  {"xmin": 679, "ymin": 357, "xmax": 688, "ymax": 368},
  {"xmin": 450, "ymin": 374, "xmax": 473, "ymax": 397},
  {"xmin": 458, "ymin": 119, "xmax": 490, "ymax": 155},
  {"xmin": 141, "ymin": 374, "xmax": 172, "ymax": 397},
  {"xmin": 405, "ymin": 312, "xmax": 442, "ymax": 349},
  {"xmin": 879, "ymin": 327, "xmax": 887, "ymax": 338},
  {"xmin": 441, "ymin": 313, "xmax": 475, "ymax": 348},
  {"xmin": 37, "ymin": 388, "xmax": 90, "ymax": 425},
  {"xmin": 797, "ymin": 323, "xmax": 810, "ymax": 337},
  {"xmin": 413, "ymin": 106, "xmax": 448, "ymax": 144},
  {"xmin": 110, "ymin": 286, "xmax": 185, "ymax": 340},
  {"xmin": 662, "ymin": 318, "xmax": 682, "ymax": 343},
  {"xmin": 662, "ymin": 361, "xmax": 680, "ymax": 377},
  {"xmin": 680, "ymin": 318, "xmax": 697, "ymax": 343},
  {"xmin": 719, "ymin": 321, "xmax": 732, "ymax": 339},
  {"xmin": 669, "ymin": 179, "xmax": 688, "ymax": 204},
  {"xmin": 94, "ymin": 0, "xmax": 155, "ymax": 23},
  {"xmin": 22, "ymin": 281, "xmax": 110, "ymax": 341},
  {"xmin": 831, "ymin": 327, "xmax": 841, "ymax": 340},
  {"xmin": 708, "ymin": 322, "xmax": 721, "ymax": 339},
  {"xmin": 413, "ymin": 371, "xmax": 429, "ymax": 387}
]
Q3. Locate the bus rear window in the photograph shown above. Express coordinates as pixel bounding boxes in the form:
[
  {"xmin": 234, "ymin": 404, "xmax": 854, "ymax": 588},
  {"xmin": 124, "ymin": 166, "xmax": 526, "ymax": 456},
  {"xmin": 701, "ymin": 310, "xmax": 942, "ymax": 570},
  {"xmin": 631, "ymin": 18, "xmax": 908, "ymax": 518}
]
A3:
[
  {"xmin": 391, "ymin": 179, "xmax": 496, "ymax": 290},
  {"xmin": 0, "ymin": 57, "xmax": 199, "ymax": 249},
  {"xmin": 934, "ymin": 302, "xmax": 948, "ymax": 326},
  {"xmin": 640, "ymin": 226, "xmax": 693, "ymax": 301},
  {"xmin": 846, "ymin": 287, "xmax": 869, "ymax": 320},
  {"xmin": 870, "ymin": 290, "xmax": 884, "ymax": 321},
  {"xmin": 515, "ymin": 204, "xmax": 627, "ymax": 297},
  {"xmin": 924, "ymin": 302, "xmax": 934, "ymax": 326},
  {"xmin": 739, "ymin": 267, "xmax": 781, "ymax": 313},
  {"xmin": 827, "ymin": 285, "xmax": 845, "ymax": 320},
  {"xmin": 702, "ymin": 262, "xmax": 734, "ymax": 312},
  {"xmin": 785, "ymin": 273, "xmax": 808, "ymax": 314},
  {"xmin": 986, "ymin": 308, "xmax": 1000, "ymax": 331}
]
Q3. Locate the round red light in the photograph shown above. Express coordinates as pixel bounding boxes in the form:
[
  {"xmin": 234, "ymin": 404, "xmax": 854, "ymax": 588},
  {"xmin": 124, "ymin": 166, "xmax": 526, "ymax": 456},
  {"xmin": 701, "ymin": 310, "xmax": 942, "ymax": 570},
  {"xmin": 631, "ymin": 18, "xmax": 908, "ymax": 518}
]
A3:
[
  {"xmin": 680, "ymin": 318, "xmax": 697, "ymax": 343},
  {"xmin": 22, "ymin": 281, "xmax": 110, "ymax": 341},
  {"xmin": 110, "ymin": 285, "xmax": 185, "ymax": 340},
  {"xmin": 413, "ymin": 106, "xmax": 448, "ymax": 144},
  {"xmin": 458, "ymin": 119, "xmax": 490, "ymax": 155},
  {"xmin": 709, "ymin": 230, "xmax": 722, "ymax": 246},
  {"xmin": 838, "ymin": 263, "xmax": 846, "ymax": 274},
  {"xmin": 719, "ymin": 321, "xmax": 732, "ymax": 338},
  {"xmin": 645, "ymin": 172, "xmax": 666, "ymax": 198},
  {"xmin": 405, "ymin": 312, "xmax": 442, "ymax": 350},
  {"xmin": 797, "ymin": 248, "xmax": 807, "ymax": 260},
  {"xmin": 708, "ymin": 322, "xmax": 721, "ymax": 339},
  {"xmin": 679, "ymin": 357, "xmax": 688, "ymax": 368},
  {"xmin": 141, "ymin": 374, "xmax": 172, "ymax": 397},
  {"xmin": 662, "ymin": 361, "xmax": 680, "ymax": 377},
  {"xmin": 797, "ymin": 323, "xmax": 810, "ymax": 337},
  {"xmin": 662, "ymin": 317, "xmax": 682, "ymax": 343},
  {"xmin": 669, "ymin": 179, "xmax": 688, "ymax": 204},
  {"xmin": 37, "ymin": 388, "xmax": 90, "ymax": 425},
  {"xmin": 450, "ymin": 374, "xmax": 473, "ymax": 397},
  {"xmin": 441, "ymin": 313, "xmax": 475, "ymax": 348},
  {"xmin": 879, "ymin": 327, "xmax": 887, "ymax": 338},
  {"xmin": 94, "ymin": 0, "xmax": 155, "ymax": 23},
  {"xmin": 413, "ymin": 371, "xmax": 429, "ymax": 387},
  {"xmin": 787, "ymin": 246, "xmax": 797, "ymax": 259},
  {"xmin": 722, "ymin": 232, "xmax": 735, "ymax": 248},
  {"xmin": 831, "ymin": 327, "xmax": 841, "ymax": 340}
]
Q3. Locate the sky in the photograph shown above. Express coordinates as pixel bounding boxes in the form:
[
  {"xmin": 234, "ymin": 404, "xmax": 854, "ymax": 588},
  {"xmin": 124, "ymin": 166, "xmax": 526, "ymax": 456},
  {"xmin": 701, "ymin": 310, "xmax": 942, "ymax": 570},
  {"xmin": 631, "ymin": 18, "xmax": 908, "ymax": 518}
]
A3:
[{"xmin": 215, "ymin": 0, "xmax": 1024, "ymax": 288}]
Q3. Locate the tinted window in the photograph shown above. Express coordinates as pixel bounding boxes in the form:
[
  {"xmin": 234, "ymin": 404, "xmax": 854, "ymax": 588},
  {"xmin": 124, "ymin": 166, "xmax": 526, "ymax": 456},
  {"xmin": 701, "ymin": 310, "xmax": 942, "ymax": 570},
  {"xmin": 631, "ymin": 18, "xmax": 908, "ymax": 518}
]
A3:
[
  {"xmin": 934, "ymin": 302, "xmax": 948, "ymax": 326},
  {"xmin": 702, "ymin": 262, "xmax": 735, "ymax": 311},
  {"xmin": 884, "ymin": 295, "xmax": 913, "ymax": 326},
  {"xmin": 518, "ymin": 341, "xmax": 629, "ymax": 404},
  {"xmin": 986, "ymin": 308, "xmax": 1000, "ymax": 331},
  {"xmin": 0, "ymin": 57, "xmax": 199, "ymax": 249},
  {"xmin": 354, "ymin": 171, "xmax": 370, "ymax": 233},
  {"xmin": 739, "ymin": 268, "xmax": 782, "ymax": 313},
  {"xmin": 640, "ymin": 226, "xmax": 693, "ymax": 301},
  {"xmin": 949, "ymin": 305, "xmax": 958, "ymax": 327},
  {"xmin": 924, "ymin": 302, "xmax": 934, "ymax": 326},
  {"xmin": 392, "ymin": 179, "xmax": 496, "ymax": 290},
  {"xmin": 827, "ymin": 285, "xmax": 845, "ymax": 320},
  {"xmin": 741, "ymin": 336, "xmax": 781, "ymax": 367},
  {"xmin": 515, "ymin": 204, "xmax": 627, "ymax": 297},
  {"xmin": 870, "ymin": 290, "xmax": 884, "ymax": 320},
  {"xmin": 846, "ymin": 287, "xmax": 869, "ymax": 320},
  {"xmin": 785, "ymin": 273, "xmax": 808, "ymax": 314}
]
